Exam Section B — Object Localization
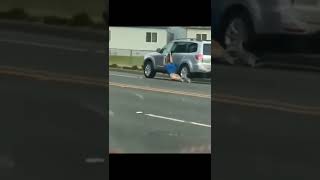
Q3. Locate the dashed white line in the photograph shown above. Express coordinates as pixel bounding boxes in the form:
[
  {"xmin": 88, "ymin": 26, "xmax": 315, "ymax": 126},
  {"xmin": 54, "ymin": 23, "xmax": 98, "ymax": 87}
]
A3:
[
  {"xmin": 109, "ymin": 110, "xmax": 115, "ymax": 117},
  {"xmin": 145, "ymin": 113, "xmax": 186, "ymax": 123},
  {"xmin": 189, "ymin": 122, "xmax": 211, "ymax": 128},
  {"xmin": 142, "ymin": 113, "xmax": 211, "ymax": 128},
  {"xmin": 135, "ymin": 93, "xmax": 145, "ymax": 100}
]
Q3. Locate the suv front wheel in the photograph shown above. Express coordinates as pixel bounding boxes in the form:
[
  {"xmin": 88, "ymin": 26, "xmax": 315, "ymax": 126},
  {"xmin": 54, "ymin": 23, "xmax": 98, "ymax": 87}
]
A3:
[{"xmin": 143, "ymin": 61, "xmax": 156, "ymax": 78}]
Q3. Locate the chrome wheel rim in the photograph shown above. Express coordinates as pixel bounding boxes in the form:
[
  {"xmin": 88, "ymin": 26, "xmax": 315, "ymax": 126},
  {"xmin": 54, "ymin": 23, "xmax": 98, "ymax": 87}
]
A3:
[
  {"xmin": 180, "ymin": 67, "xmax": 188, "ymax": 78},
  {"xmin": 145, "ymin": 64, "xmax": 151, "ymax": 76}
]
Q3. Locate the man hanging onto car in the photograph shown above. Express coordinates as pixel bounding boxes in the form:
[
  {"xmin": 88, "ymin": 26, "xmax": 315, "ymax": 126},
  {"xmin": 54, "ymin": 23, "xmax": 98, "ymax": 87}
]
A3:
[{"xmin": 164, "ymin": 52, "xmax": 191, "ymax": 83}]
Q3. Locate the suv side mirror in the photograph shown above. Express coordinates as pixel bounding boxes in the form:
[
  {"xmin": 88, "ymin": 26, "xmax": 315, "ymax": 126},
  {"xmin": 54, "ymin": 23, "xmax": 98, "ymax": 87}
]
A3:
[{"xmin": 156, "ymin": 48, "xmax": 161, "ymax": 53}]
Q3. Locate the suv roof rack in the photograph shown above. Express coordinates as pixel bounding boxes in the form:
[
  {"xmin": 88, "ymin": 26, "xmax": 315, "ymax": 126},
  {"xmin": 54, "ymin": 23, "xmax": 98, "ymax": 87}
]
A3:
[
  {"xmin": 173, "ymin": 38, "xmax": 197, "ymax": 41},
  {"xmin": 173, "ymin": 38, "xmax": 211, "ymax": 42}
]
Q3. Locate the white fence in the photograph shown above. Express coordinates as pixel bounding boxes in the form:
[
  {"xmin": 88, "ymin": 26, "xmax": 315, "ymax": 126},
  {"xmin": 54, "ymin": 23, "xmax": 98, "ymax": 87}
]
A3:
[{"xmin": 109, "ymin": 48, "xmax": 154, "ymax": 57}]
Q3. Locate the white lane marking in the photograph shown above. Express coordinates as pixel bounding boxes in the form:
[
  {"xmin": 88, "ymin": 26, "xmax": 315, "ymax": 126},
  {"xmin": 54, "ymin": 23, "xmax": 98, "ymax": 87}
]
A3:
[
  {"xmin": 136, "ymin": 111, "xmax": 143, "ymax": 114},
  {"xmin": 110, "ymin": 73, "xmax": 141, "ymax": 79},
  {"xmin": 109, "ymin": 110, "xmax": 115, "ymax": 117},
  {"xmin": 0, "ymin": 39, "xmax": 88, "ymax": 52},
  {"xmin": 135, "ymin": 93, "xmax": 144, "ymax": 100},
  {"xmin": 145, "ymin": 113, "xmax": 186, "ymax": 123},
  {"xmin": 190, "ymin": 122, "xmax": 211, "ymax": 128},
  {"xmin": 144, "ymin": 113, "xmax": 211, "ymax": 128}
]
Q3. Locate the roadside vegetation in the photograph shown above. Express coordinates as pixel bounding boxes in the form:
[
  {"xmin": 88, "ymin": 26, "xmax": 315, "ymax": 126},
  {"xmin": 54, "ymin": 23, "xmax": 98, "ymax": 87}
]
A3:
[
  {"xmin": 109, "ymin": 56, "xmax": 144, "ymax": 70},
  {"xmin": 0, "ymin": 8, "xmax": 104, "ymax": 29}
]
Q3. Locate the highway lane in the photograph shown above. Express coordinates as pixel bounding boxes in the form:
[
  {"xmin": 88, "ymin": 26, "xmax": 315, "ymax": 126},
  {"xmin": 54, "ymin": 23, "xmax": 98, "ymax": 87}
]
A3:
[
  {"xmin": 0, "ymin": 75, "xmax": 108, "ymax": 180},
  {"xmin": 0, "ymin": 29, "xmax": 107, "ymax": 78},
  {"xmin": 4, "ymin": 24, "xmax": 320, "ymax": 178},
  {"xmin": 214, "ymin": 65, "xmax": 320, "ymax": 106},
  {"xmin": 213, "ymin": 64, "xmax": 320, "ymax": 180},
  {"xmin": 110, "ymin": 71, "xmax": 211, "ymax": 95},
  {"xmin": 0, "ymin": 29, "xmax": 108, "ymax": 179},
  {"xmin": 109, "ymin": 71, "xmax": 211, "ymax": 153}
]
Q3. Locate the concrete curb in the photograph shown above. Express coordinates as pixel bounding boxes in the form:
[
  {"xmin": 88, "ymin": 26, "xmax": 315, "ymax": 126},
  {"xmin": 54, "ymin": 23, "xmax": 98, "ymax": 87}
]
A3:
[
  {"xmin": 109, "ymin": 67, "xmax": 171, "ymax": 78},
  {"xmin": 109, "ymin": 67, "xmax": 143, "ymax": 75},
  {"xmin": 0, "ymin": 20, "xmax": 107, "ymax": 42}
]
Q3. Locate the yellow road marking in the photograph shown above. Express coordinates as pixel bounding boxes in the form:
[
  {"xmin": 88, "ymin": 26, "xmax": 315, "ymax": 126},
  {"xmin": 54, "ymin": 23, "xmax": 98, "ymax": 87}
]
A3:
[
  {"xmin": 109, "ymin": 82, "xmax": 211, "ymax": 99},
  {"xmin": 0, "ymin": 66, "xmax": 319, "ymax": 116},
  {"xmin": 214, "ymin": 98, "xmax": 320, "ymax": 116},
  {"xmin": 214, "ymin": 93, "xmax": 320, "ymax": 111}
]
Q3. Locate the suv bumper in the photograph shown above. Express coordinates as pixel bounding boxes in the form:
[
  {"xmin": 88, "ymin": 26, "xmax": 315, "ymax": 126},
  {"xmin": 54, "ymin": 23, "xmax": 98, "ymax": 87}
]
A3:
[{"xmin": 191, "ymin": 63, "xmax": 211, "ymax": 73}]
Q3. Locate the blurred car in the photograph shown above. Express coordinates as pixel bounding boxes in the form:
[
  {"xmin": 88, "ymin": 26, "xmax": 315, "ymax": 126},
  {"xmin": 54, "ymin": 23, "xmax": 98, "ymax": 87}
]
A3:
[
  {"xmin": 143, "ymin": 39, "xmax": 211, "ymax": 78},
  {"xmin": 212, "ymin": 0, "xmax": 320, "ymax": 65}
]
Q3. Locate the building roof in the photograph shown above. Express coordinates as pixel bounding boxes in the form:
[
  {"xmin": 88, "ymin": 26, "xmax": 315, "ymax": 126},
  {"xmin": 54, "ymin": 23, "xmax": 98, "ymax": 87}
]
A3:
[
  {"xmin": 185, "ymin": 26, "xmax": 211, "ymax": 30},
  {"xmin": 110, "ymin": 26, "xmax": 169, "ymax": 29},
  {"xmin": 110, "ymin": 26, "xmax": 211, "ymax": 30}
]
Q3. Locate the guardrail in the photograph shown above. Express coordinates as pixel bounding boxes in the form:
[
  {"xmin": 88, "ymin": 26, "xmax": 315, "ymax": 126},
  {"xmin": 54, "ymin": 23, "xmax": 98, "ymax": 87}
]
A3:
[{"xmin": 109, "ymin": 48, "xmax": 153, "ymax": 57}]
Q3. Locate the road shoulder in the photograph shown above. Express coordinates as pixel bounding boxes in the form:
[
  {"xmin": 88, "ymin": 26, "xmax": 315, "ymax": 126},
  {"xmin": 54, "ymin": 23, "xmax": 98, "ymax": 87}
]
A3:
[{"xmin": 0, "ymin": 20, "xmax": 106, "ymax": 42}]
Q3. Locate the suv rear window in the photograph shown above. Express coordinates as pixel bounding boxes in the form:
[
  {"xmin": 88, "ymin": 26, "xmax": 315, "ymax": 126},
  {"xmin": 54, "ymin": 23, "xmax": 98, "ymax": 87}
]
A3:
[
  {"xmin": 203, "ymin": 44, "xmax": 211, "ymax": 55},
  {"xmin": 187, "ymin": 43, "xmax": 198, "ymax": 53}
]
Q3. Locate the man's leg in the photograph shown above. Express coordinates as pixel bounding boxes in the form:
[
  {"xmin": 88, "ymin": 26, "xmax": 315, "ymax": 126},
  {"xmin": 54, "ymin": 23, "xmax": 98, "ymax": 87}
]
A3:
[
  {"xmin": 170, "ymin": 74, "xmax": 183, "ymax": 82},
  {"xmin": 180, "ymin": 72, "xmax": 191, "ymax": 83}
]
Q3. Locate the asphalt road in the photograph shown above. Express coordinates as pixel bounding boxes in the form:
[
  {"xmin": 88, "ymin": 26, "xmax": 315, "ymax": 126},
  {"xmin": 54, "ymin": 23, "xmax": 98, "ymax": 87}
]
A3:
[
  {"xmin": 3, "ymin": 24, "xmax": 320, "ymax": 178},
  {"xmin": 0, "ymin": 29, "xmax": 107, "ymax": 78},
  {"xmin": 109, "ymin": 71, "xmax": 211, "ymax": 153},
  {"xmin": 213, "ymin": 64, "xmax": 320, "ymax": 180},
  {"xmin": 0, "ymin": 29, "xmax": 108, "ymax": 179}
]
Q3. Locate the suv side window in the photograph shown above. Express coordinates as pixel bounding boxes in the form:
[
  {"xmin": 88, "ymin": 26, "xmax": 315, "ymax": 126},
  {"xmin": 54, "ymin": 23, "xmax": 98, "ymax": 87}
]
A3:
[
  {"xmin": 187, "ymin": 43, "xmax": 198, "ymax": 53},
  {"xmin": 171, "ymin": 42, "xmax": 198, "ymax": 53},
  {"xmin": 171, "ymin": 42, "xmax": 187, "ymax": 53}
]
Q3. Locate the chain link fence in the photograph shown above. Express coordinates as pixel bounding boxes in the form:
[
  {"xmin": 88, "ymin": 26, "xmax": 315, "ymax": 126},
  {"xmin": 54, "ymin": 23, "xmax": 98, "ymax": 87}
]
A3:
[{"xmin": 109, "ymin": 48, "xmax": 154, "ymax": 57}]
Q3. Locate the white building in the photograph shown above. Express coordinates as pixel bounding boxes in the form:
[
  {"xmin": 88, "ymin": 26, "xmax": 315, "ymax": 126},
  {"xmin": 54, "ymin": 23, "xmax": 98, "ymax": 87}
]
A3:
[
  {"xmin": 109, "ymin": 27, "xmax": 169, "ymax": 53},
  {"xmin": 168, "ymin": 26, "xmax": 211, "ymax": 41},
  {"xmin": 109, "ymin": 26, "xmax": 211, "ymax": 56}
]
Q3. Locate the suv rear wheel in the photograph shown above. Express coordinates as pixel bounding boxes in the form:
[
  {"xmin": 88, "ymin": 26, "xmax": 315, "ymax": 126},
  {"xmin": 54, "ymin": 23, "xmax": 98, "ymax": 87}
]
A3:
[
  {"xmin": 143, "ymin": 61, "xmax": 156, "ymax": 78},
  {"xmin": 179, "ymin": 64, "xmax": 191, "ymax": 79}
]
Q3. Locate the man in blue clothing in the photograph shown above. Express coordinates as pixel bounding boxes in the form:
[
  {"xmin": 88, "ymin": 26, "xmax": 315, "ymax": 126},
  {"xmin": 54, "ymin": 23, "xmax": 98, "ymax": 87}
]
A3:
[{"xmin": 164, "ymin": 52, "xmax": 191, "ymax": 83}]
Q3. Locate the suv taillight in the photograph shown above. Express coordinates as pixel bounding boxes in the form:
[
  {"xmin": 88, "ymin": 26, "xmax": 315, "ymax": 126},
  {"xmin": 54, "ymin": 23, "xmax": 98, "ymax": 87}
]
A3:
[{"xmin": 195, "ymin": 53, "xmax": 203, "ymax": 61}]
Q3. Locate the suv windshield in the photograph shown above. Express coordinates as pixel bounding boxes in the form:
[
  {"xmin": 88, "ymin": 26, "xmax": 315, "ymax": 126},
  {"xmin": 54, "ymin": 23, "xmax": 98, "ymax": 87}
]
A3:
[
  {"xmin": 203, "ymin": 44, "xmax": 211, "ymax": 55},
  {"xmin": 159, "ymin": 42, "xmax": 173, "ymax": 54}
]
